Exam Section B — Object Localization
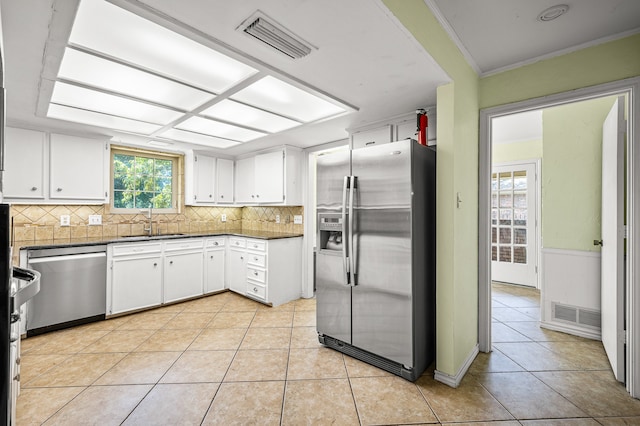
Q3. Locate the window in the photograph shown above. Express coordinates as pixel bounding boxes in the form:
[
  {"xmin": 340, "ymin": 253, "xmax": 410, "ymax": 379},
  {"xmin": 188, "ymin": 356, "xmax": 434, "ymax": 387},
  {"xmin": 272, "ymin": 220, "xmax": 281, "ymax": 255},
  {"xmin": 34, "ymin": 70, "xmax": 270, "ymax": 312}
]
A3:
[{"xmin": 111, "ymin": 148, "xmax": 178, "ymax": 211}]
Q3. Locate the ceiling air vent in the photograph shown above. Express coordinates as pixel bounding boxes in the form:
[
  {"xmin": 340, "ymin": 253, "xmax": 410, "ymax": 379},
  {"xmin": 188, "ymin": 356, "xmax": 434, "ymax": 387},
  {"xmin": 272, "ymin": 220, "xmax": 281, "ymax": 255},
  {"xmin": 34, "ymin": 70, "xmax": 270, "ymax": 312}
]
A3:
[{"xmin": 242, "ymin": 13, "xmax": 312, "ymax": 59}]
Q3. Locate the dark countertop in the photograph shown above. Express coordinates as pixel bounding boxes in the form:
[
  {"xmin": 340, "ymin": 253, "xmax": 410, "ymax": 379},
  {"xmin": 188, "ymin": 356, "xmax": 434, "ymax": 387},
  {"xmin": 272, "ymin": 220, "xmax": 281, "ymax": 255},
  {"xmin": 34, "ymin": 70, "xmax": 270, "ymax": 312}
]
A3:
[{"xmin": 15, "ymin": 229, "xmax": 304, "ymax": 252}]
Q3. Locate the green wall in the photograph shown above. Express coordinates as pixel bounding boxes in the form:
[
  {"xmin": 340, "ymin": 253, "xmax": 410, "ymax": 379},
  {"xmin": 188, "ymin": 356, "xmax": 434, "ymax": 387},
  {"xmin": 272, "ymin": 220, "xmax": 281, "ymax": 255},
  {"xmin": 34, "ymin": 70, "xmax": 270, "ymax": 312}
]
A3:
[
  {"xmin": 542, "ymin": 96, "xmax": 617, "ymax": 252},
  {"xmin": 480, "ymin": 34, "xmax": 640, "ymax": 109},
  {"xmin": 383, "ymin": 0, "xmax": 479, "ymax": 377},
  {"xmin": 493, "ymin": 139, "xmax": 542, "ymax": 164}
]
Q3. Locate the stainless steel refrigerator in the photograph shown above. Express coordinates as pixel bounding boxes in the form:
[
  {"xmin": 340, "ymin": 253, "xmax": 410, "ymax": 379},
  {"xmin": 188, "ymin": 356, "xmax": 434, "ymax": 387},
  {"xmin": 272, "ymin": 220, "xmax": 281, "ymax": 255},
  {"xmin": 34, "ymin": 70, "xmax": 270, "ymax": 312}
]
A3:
[{"xmin": 316, "ymin": 138, "xmax": 435, "ymax": 381}]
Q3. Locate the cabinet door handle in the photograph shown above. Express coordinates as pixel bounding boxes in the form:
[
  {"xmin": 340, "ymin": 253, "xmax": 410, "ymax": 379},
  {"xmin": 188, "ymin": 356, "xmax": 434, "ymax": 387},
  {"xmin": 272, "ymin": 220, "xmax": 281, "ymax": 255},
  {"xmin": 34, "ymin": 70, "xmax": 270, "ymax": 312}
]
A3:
[
  {"xmin": 56, "ymin": 187, "xmax": 62, "ymax": 192},
  {"xmin": 253, "ymin": 287, "xmax": 258, "ymax": 292},
  {"xmin": 153, "ymin": 263, "xmax": 157, "ymax": 267},
  {"xmin": 251, "ymin": 195, "xmax": 255, "ymax": 198},
  {"xmin": 256, "ymin": 194, "xmax": 260, "ymax": 198},
  {"xmin": 169, "ymin": 260, "xmax": 174, "ymax": 265},
  {"xmin": 240, "ymin": 256, "xmax": 244, "ymax": 260},
  {"xmin": 209, "ymin": 194, "xmax": 212, "ymax": 198},
  {"xmin": 253, "ymin": 244, "xmax": 258, "ymax": 248},
  {"xmin": 30, "ymin": 187, "xmax": 37, "ymax": 191},
  {"xmin": 254, "ymin": 271, "xmax": 258, "ymax": 276},
  {"xmin": 254, "ymin": 257, "xmax": 258, "ymax": 261},
  {"xmin": 214, "ymin": 242, "xmax": 219, "ymax": 246},
  {"xmin": 220, "ymin": 195, "xmax": 224, "ymax": 199},
  {"xmin": 210, "ymin": 255, "xmax": 214, "ymax": 259}
]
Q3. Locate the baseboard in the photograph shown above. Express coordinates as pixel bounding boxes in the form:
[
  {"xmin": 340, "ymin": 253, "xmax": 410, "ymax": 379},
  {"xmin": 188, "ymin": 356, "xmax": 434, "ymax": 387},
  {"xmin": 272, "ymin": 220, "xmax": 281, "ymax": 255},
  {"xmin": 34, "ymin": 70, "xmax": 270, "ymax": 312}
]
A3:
[
  {"xmin": 434, "ymin": 343, "xmax": 479, "ymax": 388},
  {"xmin": 540, "ymin": 320, "xmax": 601, "ymax": 341}
]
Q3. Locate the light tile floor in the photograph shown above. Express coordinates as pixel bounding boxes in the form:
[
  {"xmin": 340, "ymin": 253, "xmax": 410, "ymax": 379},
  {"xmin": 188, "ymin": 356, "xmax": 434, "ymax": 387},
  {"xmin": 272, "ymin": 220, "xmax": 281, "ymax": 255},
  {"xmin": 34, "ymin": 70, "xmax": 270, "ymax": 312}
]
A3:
[{"xmin": 16, "ymin": 284, "xmax": 640, "ymax": 425}]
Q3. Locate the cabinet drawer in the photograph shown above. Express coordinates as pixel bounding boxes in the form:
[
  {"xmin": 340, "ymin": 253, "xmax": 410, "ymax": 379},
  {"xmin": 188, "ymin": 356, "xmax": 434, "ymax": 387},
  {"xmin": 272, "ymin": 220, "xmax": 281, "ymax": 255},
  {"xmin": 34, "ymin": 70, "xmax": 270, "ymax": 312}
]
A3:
[
  {"xmin": 246, "ymin": 239, "xmax": 266, "ymax": 252},
  {"xmin": 247, "ymin": 253, "xmax": 265, "ymax": 267},
  {"xmin": 164, "ymin": 239, "xmax": 204, "ymax": 252},
  {"xmin": 246, "ymin": 281, "xmax": 266, "ymax": 301},
  {"xmin": 229, "ymin": 238, "xmax": 246, "ymax": 249},
  {"xmin": 205, "ymin": 238, "xmax": 225, "ymax": 248},
  {"xmin": 112, "ymin": 243, "xmax": 162, "ymax": 256},
  {"xmin": 247, "ymin": 267, "xmax": 266, "ymax": 283}
]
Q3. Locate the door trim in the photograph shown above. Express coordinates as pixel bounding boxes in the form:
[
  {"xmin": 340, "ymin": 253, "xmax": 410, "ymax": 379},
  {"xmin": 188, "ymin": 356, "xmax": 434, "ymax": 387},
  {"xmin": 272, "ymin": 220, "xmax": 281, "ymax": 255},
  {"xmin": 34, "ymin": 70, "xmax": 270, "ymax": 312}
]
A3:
[{"xmin": 478, "ymin": 76, "xmax": 640, "ymax": 397}]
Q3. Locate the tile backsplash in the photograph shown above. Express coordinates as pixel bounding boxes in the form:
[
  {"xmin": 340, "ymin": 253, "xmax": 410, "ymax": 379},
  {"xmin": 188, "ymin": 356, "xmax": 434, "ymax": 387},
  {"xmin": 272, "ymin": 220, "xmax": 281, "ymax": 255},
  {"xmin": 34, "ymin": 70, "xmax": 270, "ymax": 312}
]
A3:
[{"xmin": 10, "ymin": 204, "xmax": 304, "ymax": 243}]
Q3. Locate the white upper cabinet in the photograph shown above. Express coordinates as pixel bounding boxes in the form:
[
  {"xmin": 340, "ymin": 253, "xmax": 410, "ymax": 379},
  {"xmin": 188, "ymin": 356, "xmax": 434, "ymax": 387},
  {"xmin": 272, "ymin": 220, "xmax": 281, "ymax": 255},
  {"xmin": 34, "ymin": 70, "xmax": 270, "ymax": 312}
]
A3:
[
  {"xmin": 349, "ymin": 109, "xmax": 437, "ymax": 149},
  {"xmin": 49, "ymin": 134, "xmax": 107, "ymax": 201},
  {"xmin": 234, "ymin": 146, "xmax": 302, "ymax": 206},
  {"xmin": 185, "ymin": 153, "xmax": 235, "ymax": 205},
  {"xmin": 216, "ymin": 158, "xmax": 234, "ymax": 203},
  {"xmin": 254, "ymin": 150, "xmax": 284, "ymax": 203},
  {"xmin": 4, "ymin": 127, "xmax": 46, "ymax": 199},
  {"xmin": 234, "ymin": 156, "xmax": 255, "ymax": 204},
  {"xmin": 351, "ymin": 124, "xmax": 392, "ymax": 150},
  {"xmin": 194, "ymin": 154, "xmax": 216, "ymax": 203},
  {"xmin": 4, "ymin": 128, "xmax": 108, "ymax": 203}
]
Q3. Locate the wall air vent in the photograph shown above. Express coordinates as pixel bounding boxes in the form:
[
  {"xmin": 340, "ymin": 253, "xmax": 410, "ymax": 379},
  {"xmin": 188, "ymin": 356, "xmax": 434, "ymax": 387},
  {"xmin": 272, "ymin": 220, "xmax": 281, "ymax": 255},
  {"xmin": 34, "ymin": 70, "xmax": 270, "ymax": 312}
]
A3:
[
  {"xmin": 552, "ymin": 302, "xmax": 601, "ymax": 329},
  {"xmin": 242, "ymin": 13, "xmax": 313, "ymax": 59}
]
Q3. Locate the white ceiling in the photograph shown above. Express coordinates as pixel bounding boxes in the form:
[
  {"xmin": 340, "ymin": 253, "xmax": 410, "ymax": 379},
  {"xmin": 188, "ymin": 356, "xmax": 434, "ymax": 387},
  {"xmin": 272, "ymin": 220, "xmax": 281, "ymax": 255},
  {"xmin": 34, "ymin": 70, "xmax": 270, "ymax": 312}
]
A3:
[
  {"xmin": 429, "ymin": 0, "xmax": 640, "ymax": 75},
  {"xmin": 2, "ymin": 1, "xmax": 639, "ymax": 156},
  {"xmin": 492, "ymin": 110, "xmax": 542, "ymax": 144},
  {"xmin": 0, "ymin": 0, "xmax": 450, "ymax": 156}
]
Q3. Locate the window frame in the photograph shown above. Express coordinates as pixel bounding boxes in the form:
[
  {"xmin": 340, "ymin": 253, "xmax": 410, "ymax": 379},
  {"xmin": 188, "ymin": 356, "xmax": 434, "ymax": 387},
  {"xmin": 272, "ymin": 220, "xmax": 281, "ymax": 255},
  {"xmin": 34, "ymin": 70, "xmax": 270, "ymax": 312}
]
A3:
[{"xmin": 110, "ymin": 146, "xmax": 180, "ymax": 214}]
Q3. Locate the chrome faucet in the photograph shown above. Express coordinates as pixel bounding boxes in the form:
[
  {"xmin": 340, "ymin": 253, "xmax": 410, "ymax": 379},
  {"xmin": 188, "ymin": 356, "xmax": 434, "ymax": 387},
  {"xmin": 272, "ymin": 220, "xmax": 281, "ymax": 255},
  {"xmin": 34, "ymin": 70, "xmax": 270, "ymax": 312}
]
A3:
[{"xmin": 143, "ymin": 205, "xmax": 153, "ymax": 236}]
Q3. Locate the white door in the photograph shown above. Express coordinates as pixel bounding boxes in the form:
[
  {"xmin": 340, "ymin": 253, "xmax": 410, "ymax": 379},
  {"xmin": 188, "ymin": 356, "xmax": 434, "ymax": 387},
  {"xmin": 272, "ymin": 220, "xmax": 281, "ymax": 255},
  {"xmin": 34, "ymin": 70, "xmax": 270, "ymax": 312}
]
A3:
[
  {"xmin": 601, "ymin": 96, "xmax": 626, "ymax": 382},
  {"xmin": 491, "ymin": 162, "xmax": 538, "ymax": 287}
]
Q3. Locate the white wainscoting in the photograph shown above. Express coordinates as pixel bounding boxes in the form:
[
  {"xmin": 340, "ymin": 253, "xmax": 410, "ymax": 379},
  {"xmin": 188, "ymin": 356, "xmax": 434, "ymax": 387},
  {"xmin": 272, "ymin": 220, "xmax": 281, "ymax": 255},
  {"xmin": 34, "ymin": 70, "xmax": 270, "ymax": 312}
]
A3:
[{"xmin": 540, "ymin": 248, "xmax": 602, "ymax": 340}]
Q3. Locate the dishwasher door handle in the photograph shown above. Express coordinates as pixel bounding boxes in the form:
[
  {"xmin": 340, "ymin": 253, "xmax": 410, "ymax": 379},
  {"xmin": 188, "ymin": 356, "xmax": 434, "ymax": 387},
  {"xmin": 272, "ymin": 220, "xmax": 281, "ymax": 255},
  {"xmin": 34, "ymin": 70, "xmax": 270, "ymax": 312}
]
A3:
[{"xmin": 28, "ymin": 252, "xmax": 107, "ymax": 264}]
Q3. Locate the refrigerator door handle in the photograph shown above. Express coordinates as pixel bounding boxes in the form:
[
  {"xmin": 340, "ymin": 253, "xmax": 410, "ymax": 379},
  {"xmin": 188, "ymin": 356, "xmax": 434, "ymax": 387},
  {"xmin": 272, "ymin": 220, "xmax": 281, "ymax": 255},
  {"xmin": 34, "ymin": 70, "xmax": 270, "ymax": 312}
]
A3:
[
  {"xmin": 348, "ymin": 175, "xmax": 357, "ymax": 285},
  {"xmin": 342, "ymin": 176, "xmax": 350, "ymax": 285}
]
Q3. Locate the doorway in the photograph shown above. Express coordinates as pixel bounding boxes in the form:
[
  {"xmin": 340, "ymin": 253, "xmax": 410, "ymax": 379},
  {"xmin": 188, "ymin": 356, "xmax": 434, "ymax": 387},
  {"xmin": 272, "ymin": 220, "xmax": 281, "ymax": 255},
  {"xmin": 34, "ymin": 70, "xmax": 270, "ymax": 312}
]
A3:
[{"xmin": 479, "ymin": 77, "xmax": 640, "ymax": 397}]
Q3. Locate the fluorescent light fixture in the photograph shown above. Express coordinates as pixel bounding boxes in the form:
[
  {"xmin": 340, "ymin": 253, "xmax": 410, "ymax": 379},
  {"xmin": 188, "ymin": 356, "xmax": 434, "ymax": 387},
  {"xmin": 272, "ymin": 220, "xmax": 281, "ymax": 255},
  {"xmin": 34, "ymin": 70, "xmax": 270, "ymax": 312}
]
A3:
[
  {"xmin": 47, "ymin": 104, "xmax": 162, "ymax": 134},
  {"xmin": 51, "ymin": 81, "xmax": 183, "ymax": 125},
  {"xmin": 176, "ymin": 116, "xmax": 266, "ymax": 142},
  {"xmin": 201, "ymin": 100, "xmax": 301, "ymax": 133},
  {"xmin": 70, "ymin": 0, "xmax": 258, "ymax": 93},
  {"xmin": 231, "ymin": 76, "xmax": 345, "ymax": 122},
  {"xmin": 159, "ymin": 128, "xmax": 241, "ymax": 149},
  {"xmin": 58, "ymin": 48, "xmax": 214, "ymax": 110}
]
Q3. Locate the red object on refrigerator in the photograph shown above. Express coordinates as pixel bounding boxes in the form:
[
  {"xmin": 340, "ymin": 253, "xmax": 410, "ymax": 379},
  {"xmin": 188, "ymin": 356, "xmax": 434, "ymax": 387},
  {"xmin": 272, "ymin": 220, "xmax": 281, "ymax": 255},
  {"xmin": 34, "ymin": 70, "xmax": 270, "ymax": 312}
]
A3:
[{"xmin": 416, "ymin": 109, "xmax": 428, "ymax": 145}]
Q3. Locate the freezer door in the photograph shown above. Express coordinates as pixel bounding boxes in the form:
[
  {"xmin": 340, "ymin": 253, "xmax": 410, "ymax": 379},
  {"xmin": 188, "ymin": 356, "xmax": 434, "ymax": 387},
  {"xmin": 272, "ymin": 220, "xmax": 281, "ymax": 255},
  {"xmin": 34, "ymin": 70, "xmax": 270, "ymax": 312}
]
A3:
[
  {"xmin": 350, "ymin": 140, "xmax": 414, "ymax": 367},
  {"xmin": 316, "ymin": 149, "xmax": 350, "ymax": 213},
  {"xmin": 316, "ymin": 149, "xmax": 352, "ymax": 343}
]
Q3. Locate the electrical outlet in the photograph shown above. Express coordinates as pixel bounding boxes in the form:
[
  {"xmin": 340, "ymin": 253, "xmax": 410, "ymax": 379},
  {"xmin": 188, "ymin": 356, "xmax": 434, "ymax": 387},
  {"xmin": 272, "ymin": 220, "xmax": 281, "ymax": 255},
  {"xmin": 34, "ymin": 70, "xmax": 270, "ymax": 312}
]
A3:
[
  {"xmin": 221, "ymin": 214, "xmax": 227, "ymax": 222},
  {"xmin": 275, "ymin": 215, "xmax": 280, "ymax": 224},
  {"xmin": 294, "ymin": 215, "xmax": 303, "ymax": 225},
  {"xmin": 60, "ymin": 215, "xmax": 70, "ymax": 227},
  {"xmin": 88, "ymin": 215, "xmax": 102, "ymax": 225}
]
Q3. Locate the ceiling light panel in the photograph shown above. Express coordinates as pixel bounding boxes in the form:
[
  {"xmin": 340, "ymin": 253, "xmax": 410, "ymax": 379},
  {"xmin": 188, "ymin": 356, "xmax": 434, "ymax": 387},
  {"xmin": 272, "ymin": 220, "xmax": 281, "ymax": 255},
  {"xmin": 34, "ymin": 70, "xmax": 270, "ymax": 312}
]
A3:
[
  {"xmin": 70, "ymin": 0, "xmax": 258, "ymax": 93},
  {"xmin": 159, "ymin": 128, "xmax": 241, "ymax": 149},
  {"xmin": 201, "ymin": 100, "xmax": 301, "ymax": 133},
  {"xmin": 47, "ymin": 103, "xmax": 162, "ymax": 135},
  {"xmin": 58, "ymin": 48, "xmax": 214, "ymax": 110},
  {"xmin": 51, "ymin": 81, "xmax": 183, "ymax": 125},
  {"xmin": 176, "ymin": 116, "xmax": 266, "ymax": 142},
  {"xmin": 231, "ymin": 76, "xmax": 346, "ymax": 122}
]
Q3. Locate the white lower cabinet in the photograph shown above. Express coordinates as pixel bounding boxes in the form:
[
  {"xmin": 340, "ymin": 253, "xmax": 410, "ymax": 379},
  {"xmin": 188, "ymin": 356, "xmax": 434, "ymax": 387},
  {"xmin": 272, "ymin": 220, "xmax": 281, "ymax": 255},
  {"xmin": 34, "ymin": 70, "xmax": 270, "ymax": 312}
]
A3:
[
  {"xmin": 225, "ymin": 236, "xmax": 302, "ymax": 305},
  {"xmin": 107, "ymin": 235, "xmax": 302, "ymax": 315},
  {"xmin": 205, "ymin": 238, "xmax": 226, "ymax": 294},
  {"xmin": 109, "ymin": 242, "xmax": 163, "ymax": 315},
  {"xmin": 164, "ymin": 251, "xmax": 203, "ymax": 303},
  {"xmin": 227, "ymin": 248, "xmax": 247, "ymax": 294}
]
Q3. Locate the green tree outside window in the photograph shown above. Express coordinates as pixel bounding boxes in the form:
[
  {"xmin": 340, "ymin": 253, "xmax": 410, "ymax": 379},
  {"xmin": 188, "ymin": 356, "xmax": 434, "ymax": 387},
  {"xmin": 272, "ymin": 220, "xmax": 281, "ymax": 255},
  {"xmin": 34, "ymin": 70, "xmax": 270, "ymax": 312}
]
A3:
[{"xmin": 113, "ymin": 153, "xmax": 173, "ymax": 209}]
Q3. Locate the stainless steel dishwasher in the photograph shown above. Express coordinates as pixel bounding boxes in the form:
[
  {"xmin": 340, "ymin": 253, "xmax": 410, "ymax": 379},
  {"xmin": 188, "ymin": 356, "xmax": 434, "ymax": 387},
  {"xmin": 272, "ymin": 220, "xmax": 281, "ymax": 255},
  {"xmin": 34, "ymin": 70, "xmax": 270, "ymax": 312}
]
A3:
[{"xmin": 26, "ymin": 245, "xmax": 107, "ymax": 335}]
